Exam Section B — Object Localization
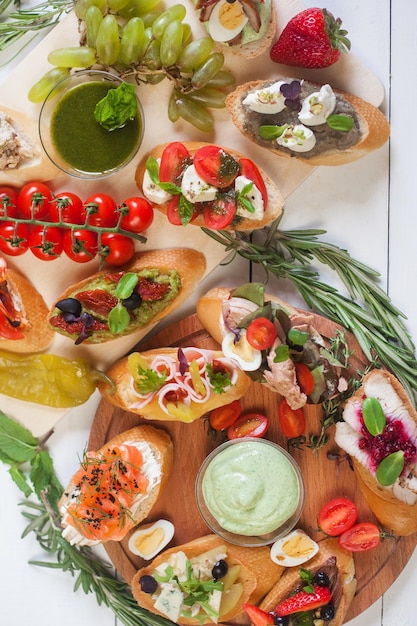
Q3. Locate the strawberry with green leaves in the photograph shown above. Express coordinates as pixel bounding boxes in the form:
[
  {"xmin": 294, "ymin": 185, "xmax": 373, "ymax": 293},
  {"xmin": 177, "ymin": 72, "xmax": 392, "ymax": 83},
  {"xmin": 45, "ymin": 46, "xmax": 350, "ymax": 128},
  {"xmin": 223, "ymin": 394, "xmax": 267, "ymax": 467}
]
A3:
[
  {"xmin": 274, "ymin": 583, "xmax": 332, "ymax": 617},
  {"xmin": 270, "ymin": 8, "xmax": 351, "ymax": 69}
]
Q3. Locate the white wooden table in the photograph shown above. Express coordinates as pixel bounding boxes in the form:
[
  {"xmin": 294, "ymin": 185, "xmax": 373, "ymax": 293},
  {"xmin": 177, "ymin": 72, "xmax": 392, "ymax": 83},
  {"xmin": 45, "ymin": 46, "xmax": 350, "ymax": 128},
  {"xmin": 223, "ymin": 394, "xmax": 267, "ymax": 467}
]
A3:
[{"xmin": 1, "ymin": 0, "xmax": 416, "ymax": 624}]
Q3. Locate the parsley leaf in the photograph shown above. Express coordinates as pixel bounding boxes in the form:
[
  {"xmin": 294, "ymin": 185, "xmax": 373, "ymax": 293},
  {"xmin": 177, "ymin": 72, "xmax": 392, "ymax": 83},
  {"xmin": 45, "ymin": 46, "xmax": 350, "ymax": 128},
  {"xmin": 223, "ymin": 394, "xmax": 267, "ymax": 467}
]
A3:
[
  {"xmin": 206, "ymin": 363, "xmax": 232, "ymax": 394},
  {"xmin": 134, "ymin": 364, "xmax": 167, "ymax": 394}
]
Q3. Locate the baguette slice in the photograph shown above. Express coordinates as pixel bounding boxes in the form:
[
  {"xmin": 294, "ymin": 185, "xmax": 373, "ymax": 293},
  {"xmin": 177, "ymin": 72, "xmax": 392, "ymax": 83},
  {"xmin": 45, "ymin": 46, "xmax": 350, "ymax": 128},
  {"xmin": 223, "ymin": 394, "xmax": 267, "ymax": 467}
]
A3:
[
  {"xmin": 59, "ymin": 424, "xmax": 174, "ymax": 546},
  {"xmin": 0, "ymin": 105, "xmax": 60, "ymax": 185},
  {"xmin": 225, "ymin": 78, "xmax": 390, "ymax": 166},
  {"xmin": 335, "ymin": 369, "xmax": 417, "ymax": 536},
  {"xmin": 48, "ymin": 248, "xmax": 206, "ymax": 344},
  {"xmin": 135, "ymin": 142, "xmax": 284, "ymax": 231},
  {"xmin": 259, "ymin": 537, "xmax": 356, "ymax": 626},
  {"xmin": 131, "ymin": 533, "xmax": 284, "ymax": 624},
  {"xmin": 99, "ymin": 346, "xmax": 251, "ymax": 422}
]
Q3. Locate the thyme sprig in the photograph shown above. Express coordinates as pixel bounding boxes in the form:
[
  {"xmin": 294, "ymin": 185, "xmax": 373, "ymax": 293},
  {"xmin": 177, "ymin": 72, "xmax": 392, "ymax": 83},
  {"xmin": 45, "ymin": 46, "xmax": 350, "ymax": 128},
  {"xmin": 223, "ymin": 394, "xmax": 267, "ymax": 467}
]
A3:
[{"xmin": 202, "ymin": 216, "xmax": 417, "ymax": 404}]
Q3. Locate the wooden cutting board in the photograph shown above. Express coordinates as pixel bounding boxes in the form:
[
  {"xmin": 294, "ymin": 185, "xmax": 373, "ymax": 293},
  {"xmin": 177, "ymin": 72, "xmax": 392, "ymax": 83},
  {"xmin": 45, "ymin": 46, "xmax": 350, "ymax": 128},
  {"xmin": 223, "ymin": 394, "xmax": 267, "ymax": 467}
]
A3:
[{"xmin": 89, "ymin": 313, "xmax": 417, "ymax": 623}]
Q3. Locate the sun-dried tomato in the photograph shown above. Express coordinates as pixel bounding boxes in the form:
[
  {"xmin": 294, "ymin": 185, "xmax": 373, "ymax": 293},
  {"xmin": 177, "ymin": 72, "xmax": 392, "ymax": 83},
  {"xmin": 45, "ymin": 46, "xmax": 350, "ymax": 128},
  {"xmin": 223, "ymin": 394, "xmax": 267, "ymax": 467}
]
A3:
[
  {"xmin": 165, "ymin": 388, "xmax": 188, "ymax": 403},
  {"xmin": 136, "ymin": 277, "xmax": 169, "ymax": 301},
  {"xmin": 76, "ymin": 289, "xmax": 118, "ymax": 317},
  {"xmin": 49, "ymin": 316, "xmax": 109, "ymax": 333}
]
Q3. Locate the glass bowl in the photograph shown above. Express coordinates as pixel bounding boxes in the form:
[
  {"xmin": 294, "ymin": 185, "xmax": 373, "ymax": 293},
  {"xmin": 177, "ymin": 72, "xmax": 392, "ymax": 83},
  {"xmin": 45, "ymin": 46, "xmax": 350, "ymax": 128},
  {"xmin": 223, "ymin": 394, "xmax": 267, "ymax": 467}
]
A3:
[
  {"xmin": 39, "ymin": 69, "xmax": 144, "ymax": 179},
  {"xmin": 195, "ymin": 437, "xmax": 304, "ymax": 547}
]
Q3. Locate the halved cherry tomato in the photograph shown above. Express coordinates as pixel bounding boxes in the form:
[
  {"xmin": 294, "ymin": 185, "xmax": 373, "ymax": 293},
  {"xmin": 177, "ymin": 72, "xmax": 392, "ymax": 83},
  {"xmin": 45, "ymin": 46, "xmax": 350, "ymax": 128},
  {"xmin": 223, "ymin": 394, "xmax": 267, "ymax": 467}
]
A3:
[
  {"xmin": 295, "ymin": 362, "xmax": 315, "ymax": 395},
  {"xmin": 318, "ymin": 497, "xmax": 358, "ymax": 537},
  {"xmin": 159, "ymin": 142, "xmax": 190, "ymax": 183},
  {"xmin": 338, "ymin": 522, "xmax": 381, "ymax": 552},
  {"xmin": 62, "ymin": 228, "xmax": 98, "ymax": 263},
  {"xmin": 227, "ymin": 412, "xmax": 269, "ymax": 439},
  {"xmin": 49, "ymin": 191, "xmax": 83, "ymax": 225},
  {"xmin": 0, "ymin": 186, "xmax": 18, "ymax": 218},
  {"xmin": 239, "ymin": 158, "xmax": 268, "ymax": 207},
  {"xmin": 193, "ymin": 145, "xmax": 241, "ymax": 188},
  {"xmin": 82, "ymin": 193, "xmax": 118, "ymax": 227},
  {"xmin": 203, "ymin": 193, "xmax": 236, "ymax": 230},
  {"xmin": 246, "ymin": 317, "xmax": 277, "ymax": 351},
  {"xmin": 0, "ymin": 222, "xmax": 30, "ymax": 256},
  {"xmin": 99, "ymin": 232, "xmax": 135, "ymax": 266},
  {"xmin": 119, "ymin": 197, "xmax": 154, "ymax": 233},
  {"xmin": 28, "ymin": 226, "xmax": 63, "ymax": 261},
  {"xmin": 209, "ymin": 400, "xmax": 242, "ymax": 431},
  {"xmin": 278, "ymin": 399, "xmax": 306, "ymax": 438},
  {"xmin": 17, "ymin": 182, "xmax": 53, "ymax": 220},
  {"xmin": 166, "ymin": 195, "xmax": 198, "ymax": 226}
]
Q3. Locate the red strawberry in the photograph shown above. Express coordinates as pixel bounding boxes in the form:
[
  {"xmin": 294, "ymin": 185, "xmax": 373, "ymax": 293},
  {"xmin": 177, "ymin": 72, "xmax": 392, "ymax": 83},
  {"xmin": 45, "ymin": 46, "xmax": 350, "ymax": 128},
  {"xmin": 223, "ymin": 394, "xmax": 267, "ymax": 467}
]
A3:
[
  {"xmin": 274, "ymin": 584, "xmax": 332, "ymax": 616},
  {"xmin": 270, "ymin": 8, "xmax": 351, "ymax": 69},
  {"xmin": 242, "ymin": 603, "xmax": 274, "ymax": 626}
]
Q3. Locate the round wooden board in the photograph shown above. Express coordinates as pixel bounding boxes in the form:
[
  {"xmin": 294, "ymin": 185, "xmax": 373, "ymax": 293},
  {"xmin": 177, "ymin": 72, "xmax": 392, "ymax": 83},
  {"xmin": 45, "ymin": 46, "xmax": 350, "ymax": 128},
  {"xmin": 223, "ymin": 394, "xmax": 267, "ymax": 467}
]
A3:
[{"xmin": 89, "ymin": 313, "xmax": 417, "ymax": 624}]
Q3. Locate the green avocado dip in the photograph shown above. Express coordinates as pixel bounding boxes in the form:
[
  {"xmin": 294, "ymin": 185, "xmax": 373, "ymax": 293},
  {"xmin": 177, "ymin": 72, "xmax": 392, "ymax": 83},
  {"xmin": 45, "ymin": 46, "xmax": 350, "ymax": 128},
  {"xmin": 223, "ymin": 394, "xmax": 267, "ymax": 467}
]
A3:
[
  {"xmin": 202, "ymin": 440, "xmax": 301, "ymax": 536},
  {"xmin": 50, "ymin": 81, "xmax": 141, "ymax": 175}
]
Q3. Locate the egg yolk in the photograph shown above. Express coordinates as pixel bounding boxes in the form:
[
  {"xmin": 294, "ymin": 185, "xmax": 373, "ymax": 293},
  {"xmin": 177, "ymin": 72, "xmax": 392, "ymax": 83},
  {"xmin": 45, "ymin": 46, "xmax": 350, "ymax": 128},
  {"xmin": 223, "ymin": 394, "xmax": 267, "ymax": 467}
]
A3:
[
  {"xmin": 282, "ymin": 534, "xmax": 315, "ymax": 557},
  {"xmin": 219, "ymin": 1, "xmax": 246, "ymax": 30},
  {"xmin": 133, "ymin": 527, "xmax": 165, "ymax": 557}
]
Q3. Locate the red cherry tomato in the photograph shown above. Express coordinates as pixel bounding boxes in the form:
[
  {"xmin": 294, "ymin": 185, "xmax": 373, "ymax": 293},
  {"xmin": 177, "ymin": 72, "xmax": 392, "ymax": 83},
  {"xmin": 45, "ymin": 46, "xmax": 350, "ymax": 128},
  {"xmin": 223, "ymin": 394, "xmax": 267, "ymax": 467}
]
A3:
[
  {"xmin": 0, "ymin": 222, "xmax": 30, "ymax": 256},
  {"xmin": 119, "ymin": 197, "xmax": 154, "ymax": 233},
  {"xmin": 159, "ymin": 142, "xmax": 190, "ymax": 183},
  {"xmin": 209, "ymin": 400, "xmax": 242, "ymax": 431},
  {"xmin": 49, "ymin": 191, "xmax": 83, "ymax": 225},
  {"xmin": 28, "ymin": 226, "xmax": 63, "ymax": 261},
  {"xmin": 0, "ymin": 186, "xmax": 18, "ymax": 218},
  {"xmin": 278, "ymin": 399, "xmax": 306, "ymax": 438},
  {"xmin": 99, "ymin": 232, "xmax": 135, "ymax": 266},
  {"xmin": 338, "ymin": 522, "xmax": 381, "ymax": 552},
  {"xmin": 203, "ymin": 193, "xmax": 236, "ymax": 230},
  {"xmin": 82, "ymin": 193, "xmax": 118, "ymax": 227},
  {"xmin": 295, "ymin": 362, "xmax": 315, "ymax": 395},
  {"xmin": 17, "ymin": 182, "xmax": 53, "ymax": 220},
  {"xmin": 63, "ymin": 228, "xmax": 98, "ymax": 263},
  {"xmin": 239, "ymin": 158, "xmax": 268, "ymax": 207},
  {"xmin": 166, "ymin": 195, "xmax": 198, "ymax": 226},
  {"xmin": 227, "ymin": 412, "xmax": 269, "ymax": 439},
  {"xmin": 318, "ymin": 497, "xmax": 358, "ymax": 537},
  {"xmin": 193, "ymin": 145, "xmax": 240, "ymax": 188},
  {"xmin": 246, "ymin": 317, "xmax": 277, "ymax": 351}
]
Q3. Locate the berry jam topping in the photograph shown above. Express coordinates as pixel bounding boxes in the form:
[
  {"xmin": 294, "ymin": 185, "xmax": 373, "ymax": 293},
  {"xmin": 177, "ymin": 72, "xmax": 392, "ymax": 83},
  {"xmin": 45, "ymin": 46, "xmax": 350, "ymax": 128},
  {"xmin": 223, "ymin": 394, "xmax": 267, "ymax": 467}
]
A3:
[{"xmin": 359, "ymin": 416, "xmax": 417, "ymax": 467}]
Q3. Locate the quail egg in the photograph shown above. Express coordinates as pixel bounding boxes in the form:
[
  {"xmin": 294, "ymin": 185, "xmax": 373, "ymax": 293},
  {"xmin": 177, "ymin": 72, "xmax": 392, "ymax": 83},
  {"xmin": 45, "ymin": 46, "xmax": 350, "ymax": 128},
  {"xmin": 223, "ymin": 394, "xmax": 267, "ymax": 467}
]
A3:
[
  {"xmin": 128, "ymin": 519, "xmax": 175, "ymax": 560},
  {"xmin": 221, "ymin": 329, "xmax": 262, "ymax": 371},
  {"xmin": 270, "ymin": 529, "xmax": 319, "ymax": 567},
  {"xmin": 208, "ymin": 0, "xmax": 249, "ymax": 43}
]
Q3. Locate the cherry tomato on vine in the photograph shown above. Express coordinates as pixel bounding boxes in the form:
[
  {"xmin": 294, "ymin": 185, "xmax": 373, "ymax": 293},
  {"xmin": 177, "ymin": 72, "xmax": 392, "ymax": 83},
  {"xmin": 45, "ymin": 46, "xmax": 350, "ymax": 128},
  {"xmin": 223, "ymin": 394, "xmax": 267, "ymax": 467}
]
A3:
[
  {"xmin": 17, "ymin": 182, "xmax": 53, "ymax": 220},
  {"xmin": 28, "ymin": 226, "xmax": 63, "ymax": 261},
  {"xmin": 278, "ymin": 399, "xmax": 306, "ymax": 438},
  {"xmin": 159, "ymin": 142, "xmax": 190, "ymax": 183},
  {"xmin": 0, "ymin": 186, "xmax": 18, "ymax": 218},
  {"xmin": 63, "ymin": 228, "xmax": 98, "ymax": 263},
  {"xmin": 82, "ymin": 193, "xmax": 118, "ymax": 227},
  {"xmin": 99, "ymin": 232, "xmax": 135, "ymax": 266},
  {"xmin": 227, "ymin": 412, "xmax": 269, "ymax": 439},
  {"xmin": 209, "ymin": 400, "xmax": 242, "ymax": 431},
  {"xmin": 194, "ymin": 145, "xmax": 240, "ymax": 188},
  {"xmin": 203, "ymin": 194, "xmax": 236, "ymax": 230},
  {"xmin": 295, "ymin": 362, "xmax": 315, "ymax": 395},
  {"xmin": 239, "ymin": 158, "xmax": 268, "ymax": 207},
  {"xmin": 49, "ymin": 192, "xmax": 83, "ymax": 225},
  {"xmin": 0, "ymin": 222, "xmax": 30, "ymax": 256},
  {"xmin": 318, "ymin": 497, "xmax": 358, "ymax": 537},
  {"xmin": 119, "ymin": 197, "xmax": 154, "ymax": 233},
  {"xmin": 246, "ymin": 317, "xmax": 277, "ymax": 351},
  {"xmin": 338, "ymin": 522, "xmax": 381, "ymax": 552}
]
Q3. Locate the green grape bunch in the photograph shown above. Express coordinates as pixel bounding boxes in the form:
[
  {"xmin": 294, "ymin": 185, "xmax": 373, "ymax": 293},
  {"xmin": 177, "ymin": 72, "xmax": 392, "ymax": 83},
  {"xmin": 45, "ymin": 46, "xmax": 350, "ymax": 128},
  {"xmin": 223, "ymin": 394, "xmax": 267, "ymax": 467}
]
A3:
[{"xmin": 29, "ymin": 0, "xmax": 236, "ymax": 132}]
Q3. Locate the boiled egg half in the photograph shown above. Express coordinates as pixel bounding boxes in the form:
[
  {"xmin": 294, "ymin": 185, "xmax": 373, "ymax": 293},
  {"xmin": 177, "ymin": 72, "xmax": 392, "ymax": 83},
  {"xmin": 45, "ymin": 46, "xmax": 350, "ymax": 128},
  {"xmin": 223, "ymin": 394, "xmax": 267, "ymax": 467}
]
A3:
[
  {"xmin": 270, "ymin": 529, "xmax": 319, "ymax": 567},
  {"xmin": 222, "ymin": 329, "xmax": 262, "ymax": 371},
  {"xmin": 128, "ymin": 519, "xmax": 175, "ymax": 560},
  {"xmin": 208, "ymin": 0, "xmax": 249, "ymax": 43}
]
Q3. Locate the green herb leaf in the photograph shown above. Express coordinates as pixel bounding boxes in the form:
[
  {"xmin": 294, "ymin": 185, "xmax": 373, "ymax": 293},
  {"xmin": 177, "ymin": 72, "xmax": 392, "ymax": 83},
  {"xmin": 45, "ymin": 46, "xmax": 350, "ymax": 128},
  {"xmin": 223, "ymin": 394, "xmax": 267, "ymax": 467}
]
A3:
[
  {"xmin": 178, "ymin": 195, "xmax": 195, "ymax": 225},
  {"xmin": 116, "ymin": 272, "xmax": 138, "ymax": 299},
  {"xmin": 376, "ymin": 450, "xmax": 405, "ymax": 486},
  {"xmin": 206, "ymin": 363, "xmax": 232, "ymax": 394},
  {"xmin": 288, "ymin": 328, "xmax": 309, "ymax": 346},
  {"xmin": 299, "ymin": 568, "xmax": 314, "ymax": 593},
  {"xmin": 231, "ymin": 283, "xmax": 265, "ymax": 307},
  {"xmin": 273, "ymin": 344, "xmax": 290, "ymax": 362},
  {"xmin": 94, "ymin": 82, "xmax": 138, "ymax": 131},
  {"xmin": 145, "ymin": 156, "xmax": 182, "ymax": 195},
  {"xmin": 0, "ymin": 412, "xmax": 38, "ymax": 464},
  {"xmin": 327, "ymin": 114, "xmax": 354, "ymax": 132},
  {"xmin": 258, "ymin": 124, "xmax": 287, "ymax": 140},
  {"xmin": 362, "ymin": 397, "xmax": 386, "ymax": 435},
  {"xmin": 134, "ymin": 365, "xmax": 167, "ymax": 394},
  {"xmin": 108, "ymin": 302, "xmax": 131, "ymax": 334}
]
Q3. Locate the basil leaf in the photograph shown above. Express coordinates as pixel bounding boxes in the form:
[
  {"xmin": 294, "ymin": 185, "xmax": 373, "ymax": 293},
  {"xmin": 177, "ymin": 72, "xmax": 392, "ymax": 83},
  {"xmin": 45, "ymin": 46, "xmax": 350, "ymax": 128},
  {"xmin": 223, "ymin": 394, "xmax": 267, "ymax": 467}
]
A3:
[
  {"xmin": 376, "ymin": 450, "xmax": 405, "ymax": 486},
  {"xmin": 273, "ymin": 344, "xmax": 290, "ymax": 362},
  {"xmin": 362, "ymin": 397, "xmax": 386, "ymax": 435},
  {"xmin": 145, "ymin": 156, "xmax": 181, "ymax": 195},
  {"xmin": 178, "ymin": 195, "xmax": 194, "ymax": 225},
  {"xmin": 0, "ymin": 412, "xmax": 38, "ymax": 463},
  {"xmin": 108, "ymin": 302, "xmax": 130, "ymax": 334},
  {"xmin": 94, "ymin": 82, "xmax": 138, "ymax": 131},
  {"xmin": 238, "ymin": 195, "xmax": 256, "ymax": 214},
  {"xmin": 259, "ymin": 124, "xmax": 288, "ymax": 140},
  {"xmin": 326, "ymin": 114, "xmax": 353, "ymax": 132},
  {"xmin": 288, "ymin": 328, "xmax": 309, "ymax": 346},
  {"xmin": 116, "ymin": 272, "xmax": 138, "ymax": 299}
]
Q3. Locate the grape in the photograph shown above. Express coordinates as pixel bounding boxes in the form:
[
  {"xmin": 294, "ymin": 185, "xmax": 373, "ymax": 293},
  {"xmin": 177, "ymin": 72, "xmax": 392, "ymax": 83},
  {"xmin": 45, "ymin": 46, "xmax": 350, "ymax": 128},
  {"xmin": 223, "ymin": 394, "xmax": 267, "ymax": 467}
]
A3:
[
  {"xmin": 145, "ymin": 73, "xmax": 165, "ymax": 84},
  {"xmin": 141, "ymin": 11, "xmax": 161, "ymax": 27},
  {"xmin": 168, "ymin": 91, "xmax": 180, "ymax": 122},
  {"xmin": 188, "ymin": 86, "xmax": 226, "ymax": 108},
  {"xmin": 191, "ymin": 52, "xmax": 224, "ymax": 90},
  {"xmin": 176, "ymin": 96, "xmax": 214, "ymax": 132},
  {"xmin": 182, "ymin": 23, "xmax": 191, "ymax": 45},
  {"xmin": 151, "ymin": 4, "xmax": 186, "ymax": 39},
  {"xmin": 160, "ymin": 19, "xmax": 183, "ymax": 67},
  {"xmin": 177, "ymin": 37, "xmax": 213, "ymax": 72},
  {"xmin": 85, "ymin": 5, "xmax": 103, "ymax": 48},
  {"xmin": 28, "ymin": 67, "xmax": 70, "ymax": 103},
  {"xmin": 75, "ymin": 0, "xmax": 106, "ymax": 20},
  {"xmin": 107, "ymin": 0, "xmax": 129, "ymax": 10},
  {"xmin": 143, "ymin": 38, "xmax": 161, "ymax": 70},
  {"xmin": 96, "ymin": 14, "xmax": 120, "ymax": 65},
  {"xmin": 206, "ymin": 70, "xmax": 236, "ymax": 89},
  {"xmin": 118, "ymin": 0, "xmax": 162, "ymax": 18},
  {"xmin": 120, "ymin": 17, "xmax": 145, "ymax": 65},
  {"xmin": 47, "ymin": 46, "xmax": 97, "ymax": 68}
]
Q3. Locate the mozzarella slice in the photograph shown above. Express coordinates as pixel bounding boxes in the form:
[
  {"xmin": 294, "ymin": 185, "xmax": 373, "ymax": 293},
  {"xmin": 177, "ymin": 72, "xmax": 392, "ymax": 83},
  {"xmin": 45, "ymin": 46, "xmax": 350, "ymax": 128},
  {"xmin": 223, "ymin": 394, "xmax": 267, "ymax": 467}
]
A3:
[
  {"xmin": 235, "ymin": 175, "xmax": 264, "ymax": 220},
  {"xmin": 181, "ymin": 164, "xmax": 217, "ymax": 203}
]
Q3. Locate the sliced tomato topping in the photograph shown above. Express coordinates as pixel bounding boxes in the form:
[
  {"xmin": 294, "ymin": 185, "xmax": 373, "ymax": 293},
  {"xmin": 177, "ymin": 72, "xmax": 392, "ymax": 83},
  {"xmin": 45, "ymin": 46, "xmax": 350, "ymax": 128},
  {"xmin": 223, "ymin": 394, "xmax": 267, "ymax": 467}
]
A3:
[
  {"xmin": 227, "ymin": 412, "xmax": 269, "ymax": 439},
  {"xmin": 278, "ymin": 399, "xmax": 306, "ymax": 438},
  {"xmin": 209, "ymin": 400, "xmax": 242, "ymax": 431},
  {"xmin": 338, "ymin": 522, "xmax": 381, "ymax": 552},
  {"xmin": 193, "ymin": 145, "xmax": 241, "ymax": 188},
  {"xmin": 295, "ymin": 362, "xmax": 315, "ymax": 395},
  {"xmin": 167, "ymin": 194, "xmax": 198, "ymax": 226},
  {"xmin": 239, "ymin": 157, "xmax": 268, "ymax": 207},
  {"xmin": 246, "ymin": 317, "xmax": 277, "ymax": 351},
  {"xmin": 159, "ymin": 142, "xmax": 190, "ymax": 184},
  {"xmin": 318, "ymin": 497, "xmax": 358, "ymax": 537},
  {"xmin": 203, "ymin": 192, "xmax": 236, "ymax": 230}
]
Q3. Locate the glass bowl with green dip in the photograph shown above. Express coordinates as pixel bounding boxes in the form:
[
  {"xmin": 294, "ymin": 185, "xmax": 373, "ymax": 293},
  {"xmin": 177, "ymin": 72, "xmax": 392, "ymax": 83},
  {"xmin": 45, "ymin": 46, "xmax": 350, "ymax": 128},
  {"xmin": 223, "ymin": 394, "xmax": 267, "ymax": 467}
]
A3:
[
  {"xmin": 39, "ymin": 69, "xmax": 144, "ymax": 179},
  {"xmin": 195, "ymin": 437, "xmax": 305, "ymax": 547}
]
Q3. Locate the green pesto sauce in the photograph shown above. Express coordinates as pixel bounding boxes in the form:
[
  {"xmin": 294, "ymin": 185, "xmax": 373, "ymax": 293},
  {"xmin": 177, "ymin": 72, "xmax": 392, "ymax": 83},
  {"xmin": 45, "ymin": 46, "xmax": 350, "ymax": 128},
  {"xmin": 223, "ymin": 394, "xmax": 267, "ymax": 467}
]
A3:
[{"xmin": 51, "ymin": 82, "xmax": 141, "ymax": 175}]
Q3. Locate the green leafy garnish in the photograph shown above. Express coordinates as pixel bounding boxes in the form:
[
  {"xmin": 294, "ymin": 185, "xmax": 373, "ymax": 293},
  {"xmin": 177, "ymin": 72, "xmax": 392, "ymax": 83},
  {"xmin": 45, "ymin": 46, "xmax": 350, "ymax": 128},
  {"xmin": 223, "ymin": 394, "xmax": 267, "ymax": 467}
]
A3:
[
  {"xmin": 288, "ymin": 328, "xmax": 309, "ymax": 346},
  {"xmin": 206, "ymin": 362, "xmax": 232, "ymax": 394},
  {"xmin": 327, "ymin": 114, "xmax": 354, "ymax": 131},
  {"xmin": 273, "ymin": 344, "xmax": 290, "ymax": 362},
  {"xmin": 116, "ymin": 272, "xmax": 139, "ymax": 298},
  {"xmin": 145, "ymin": 157, "xmax": 194, "ymax": 225},
  {"xmin": 107, "ymin": 272, "xmax": 140, "ymax": 334},
  {"xmin": 259, "ymin": 124, "xmax": 288, "ymax": 140},
  {"xmin": 231, "ymin": 282, "xmax": 265, "ymax": 307},
  {"xmin": 94, "ymin": 82, "xmax": 138, "ymax": 131},
  {"xmin": 376, "ymin": 450, "xmax": 405, "ymax": 486},
  {"xmin": 299, "ymin": 568, "xmax": 315, "ymax": 593},
  {"xmin": 236, "ymin": 181, "xmax": 256, "ymax": 214},
  {"xmin": 362, "ymin": 397, "xmax": 386, "ymax": 435},
  {"xmin": 133, "ymin": 364, "xmax": 167, "ymax": 394}
]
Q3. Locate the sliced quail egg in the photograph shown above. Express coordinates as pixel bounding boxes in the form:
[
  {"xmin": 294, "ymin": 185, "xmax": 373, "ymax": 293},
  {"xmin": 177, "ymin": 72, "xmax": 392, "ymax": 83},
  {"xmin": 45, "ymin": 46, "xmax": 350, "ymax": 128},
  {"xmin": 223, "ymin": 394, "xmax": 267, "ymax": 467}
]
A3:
[
  {"xmin": 221, "ymin": 329, "xmax": 262, "ymax": 371},
  {"xmin": 270, "ymin": 529, "xmax": 319, "ymax": 567},
  {"xmin": 128, "ymin": 519, "xmax": 175, "ymax": 560},
  {"xmin": 208, "ymin": 0, "xmax": 249, "ymax": 43}
]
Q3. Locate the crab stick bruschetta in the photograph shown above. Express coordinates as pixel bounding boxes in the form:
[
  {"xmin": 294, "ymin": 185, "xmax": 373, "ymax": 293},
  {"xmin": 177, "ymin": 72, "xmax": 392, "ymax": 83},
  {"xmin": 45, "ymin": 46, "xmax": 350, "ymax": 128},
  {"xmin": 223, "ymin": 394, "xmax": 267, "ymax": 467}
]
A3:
[
  {"xmin": 59, "ymin": 425, "xmax": 173, "ymax": 546},
  {"xmin": 98, "ymin": 346, "xmax": 251, "ymax": 422},
  {"xmin": 135, "ymin": 142, "xmax": 284, "ymax": 231}
]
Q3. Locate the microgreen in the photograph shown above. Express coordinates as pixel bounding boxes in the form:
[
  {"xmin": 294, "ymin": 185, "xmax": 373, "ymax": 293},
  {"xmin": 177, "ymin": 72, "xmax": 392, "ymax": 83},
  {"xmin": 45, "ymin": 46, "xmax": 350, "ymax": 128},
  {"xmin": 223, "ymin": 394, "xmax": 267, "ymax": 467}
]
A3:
[{"xmin": 299, "ymin": 568, "xmax": 315, "ymax": 593}]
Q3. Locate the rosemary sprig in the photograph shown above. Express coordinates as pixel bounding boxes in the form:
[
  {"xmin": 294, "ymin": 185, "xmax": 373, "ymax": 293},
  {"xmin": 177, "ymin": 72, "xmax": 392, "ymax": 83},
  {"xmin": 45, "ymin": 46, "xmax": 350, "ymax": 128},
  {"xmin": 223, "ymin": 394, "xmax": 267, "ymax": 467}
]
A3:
[{"xmin": 202, "ymin": 216, "xmax": 417, "ymax": 404}]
